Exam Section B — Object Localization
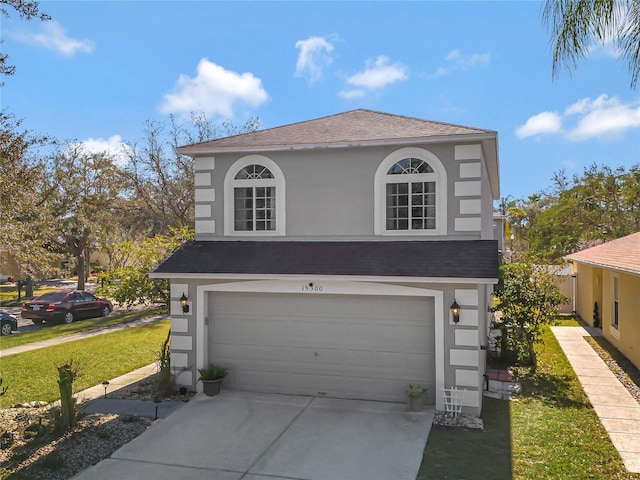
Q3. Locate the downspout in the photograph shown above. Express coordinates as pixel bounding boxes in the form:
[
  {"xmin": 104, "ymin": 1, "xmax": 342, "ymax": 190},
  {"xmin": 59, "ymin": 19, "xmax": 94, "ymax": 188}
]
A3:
[{"xmin": 572, "ymin": 274, "xmax": 577, "ymax": 315}]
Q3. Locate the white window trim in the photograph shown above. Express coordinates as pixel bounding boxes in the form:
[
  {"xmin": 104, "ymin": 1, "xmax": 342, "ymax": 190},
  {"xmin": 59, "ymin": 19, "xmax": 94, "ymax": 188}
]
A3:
[
  {"xmin": 224, "ymin": 155, "xmax": 286, "ymax": 236},
  {"xmin": 374, "ymin": 147, "xmax": 447, "ymax": 235},
  {"xmin": 611, "ymin": 274, "xmax": 620, "ymax": 338}
]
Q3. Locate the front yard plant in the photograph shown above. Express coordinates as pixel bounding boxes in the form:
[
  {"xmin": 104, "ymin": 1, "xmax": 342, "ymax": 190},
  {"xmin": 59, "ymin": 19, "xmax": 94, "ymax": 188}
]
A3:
[
  {"xmin": 420, "ymin": 322, "xmax": 640, "ymax": 479},
  {"xmin": 492, "ymin": 259, "xmax": 568, "ymax": 369}
]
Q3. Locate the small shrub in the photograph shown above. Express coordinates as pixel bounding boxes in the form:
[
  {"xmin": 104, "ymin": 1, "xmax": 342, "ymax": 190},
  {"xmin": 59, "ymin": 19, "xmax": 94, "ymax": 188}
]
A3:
[
  {"xmin": 155, "ymin": 329, "xmax": 175, "ymax": 397},
  {"xmin": 40, "ymin": 453, "xmax": 64, "ymax": 471},
  {"xmin": 198, "ymin": 364, "xmax": 227, "ymax": 381}
]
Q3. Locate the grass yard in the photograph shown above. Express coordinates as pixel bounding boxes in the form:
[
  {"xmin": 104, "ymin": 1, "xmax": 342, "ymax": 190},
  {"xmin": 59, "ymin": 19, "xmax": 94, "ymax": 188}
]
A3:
[
  {"xmin": 0, "ymin": 307, "xmax": 165, "ymax": 350},
  {"xmin": 420, "ymin": 322, "xmax": 640, "ymax": 479},
  {"xmin": 0, "ymin": 284, "xmax": 58, "ymax": 306},
  {"xmin": 0, "ymin": 319, "xmax": 170, "ymax": 408}
]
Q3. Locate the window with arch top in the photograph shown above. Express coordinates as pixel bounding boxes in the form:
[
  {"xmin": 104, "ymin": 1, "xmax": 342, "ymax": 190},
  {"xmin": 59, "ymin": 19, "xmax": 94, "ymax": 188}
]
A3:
[
  {"xmin": 224, "ymin": 155, "xmax": 286, "ymax": 236},
  {"xmin": 374, "ymin": 147, "xmax": 447, "ymax": 235}
]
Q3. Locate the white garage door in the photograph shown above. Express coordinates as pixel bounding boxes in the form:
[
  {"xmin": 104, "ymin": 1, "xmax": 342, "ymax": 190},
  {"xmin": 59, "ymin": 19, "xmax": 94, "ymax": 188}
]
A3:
[{"xmin": 208, "ymin": 292, "xmax": 435, "ymax": 403}]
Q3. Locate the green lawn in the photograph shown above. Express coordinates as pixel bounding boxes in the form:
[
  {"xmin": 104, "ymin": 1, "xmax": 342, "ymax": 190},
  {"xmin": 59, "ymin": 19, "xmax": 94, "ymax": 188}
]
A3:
[
  {"xmin": 0, "ymin": 284, "xmax": 58, "ymax": 306},
  {"xmin": 0, "ymin": 307, "xmax": 166, "ymax": 350},
  {"xmin": 420, "ymin": 323, "xmax": 640, "ymax": 479},
  {"xmin": 0, "ymin": 319, "xmax": 170, "ymax": 408}
]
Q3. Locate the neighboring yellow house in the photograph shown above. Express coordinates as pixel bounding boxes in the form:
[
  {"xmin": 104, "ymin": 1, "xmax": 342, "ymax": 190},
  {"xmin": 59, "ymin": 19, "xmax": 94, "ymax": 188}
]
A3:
[{"xmin": 565, "ymin": 232, "xmax": 640, "ymax": 370}]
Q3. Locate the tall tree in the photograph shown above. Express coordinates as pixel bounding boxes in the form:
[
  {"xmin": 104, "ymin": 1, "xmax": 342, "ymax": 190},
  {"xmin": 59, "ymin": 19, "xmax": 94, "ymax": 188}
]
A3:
[
  {"xmin": 44, "ymin": 145, "xmax": 124, "ymax": 290},
  {"xmin": 0, "ymin": 112, "xmax": 59, "ymax": 280},
  {"xmin": 527, "ymin": 163, "xmax": 640, "ymax": 261},
  {"xmin": 543, "ymin": 0, "xmax": 640, "ymax": 88},
  {"xmin": 0, "ymin": 0, "xmax": 50, "ymax": 84},
  {"xmin": 121, "ymin": 114, "xmax": 260, "ymax": 236}
]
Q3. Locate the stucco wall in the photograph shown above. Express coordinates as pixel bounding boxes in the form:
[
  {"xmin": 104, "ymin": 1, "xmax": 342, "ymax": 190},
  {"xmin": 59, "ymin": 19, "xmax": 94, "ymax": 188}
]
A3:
[
  {"xmin": 193, "ymin": 142, "xmax": 492, "ymax": 241},
  {"xmin": 574, "ymin": 264, "xmax": 599, "ymax": 326},
  {"xmin": 574, "ymin": 263, "xmax": 640, "ymax": 371},
  {"xmin": 600, "ymin": 270, "xmax": 640, "ymax": 371},
  {"xmin": 169, "ymin": 278, "xmax": 490, "ymax": 415}
]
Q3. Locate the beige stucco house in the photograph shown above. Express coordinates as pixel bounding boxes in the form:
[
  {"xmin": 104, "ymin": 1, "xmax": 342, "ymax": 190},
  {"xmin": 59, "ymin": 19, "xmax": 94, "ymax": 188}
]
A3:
[{"xmin": 565, "ymin": 232, "xmax": 640, "ymax": 370}]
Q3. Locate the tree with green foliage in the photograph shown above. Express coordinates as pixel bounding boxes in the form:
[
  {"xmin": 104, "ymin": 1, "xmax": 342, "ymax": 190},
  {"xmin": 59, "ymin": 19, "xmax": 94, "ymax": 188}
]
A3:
[
  {"xmin": 493, "ymin": 259, "xmax": 569, "ymax": 370},
  {"xmin": 527, "ymin": 163, "xmax": 640, "ymax": 262},
  {"xmin": 0, "ymin": 112, "xmax": 60, "ymax": 282},
  {"xmin": 543, "ymin": 0, "xmax": 640, "ymax": 88},
  {"xmin": 43, "ymin": 144, "xmax": 125, "ymax": 290},
  {"xmin": 97, "ymin": 227, "xmax": 193, "ymax": 308}
]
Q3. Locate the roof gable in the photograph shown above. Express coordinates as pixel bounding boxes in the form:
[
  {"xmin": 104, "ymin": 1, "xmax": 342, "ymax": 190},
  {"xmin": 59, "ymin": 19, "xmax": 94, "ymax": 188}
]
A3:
[
  {"xmin": 565, "ymin": 232, "xmax": 640, "ymax": 276},
  {"xmin": 177, "ymin": 109, "xmax": 496, "ymax": 154},
  {"xmin": 178, "ymin": 109, "xmax": 501, "ymax": 199}
]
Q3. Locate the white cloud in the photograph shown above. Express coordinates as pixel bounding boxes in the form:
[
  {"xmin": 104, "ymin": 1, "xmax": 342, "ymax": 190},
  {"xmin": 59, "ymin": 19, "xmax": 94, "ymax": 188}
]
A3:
[
  {"xmin": 160, "ymin": 58, "xmax": 269, "ymax": 118},
  {"xmin": 516, "ymin": 112, "xmax": 563, "ymax": 138},
  {"xmin": 338, "ymin": 89, "xmax": 366, "ymax": 99},
  {"xmin": 345, "ymin": 56, "xmax": 407, "ymax": 90},
  {"xmin": 70, "ymin": 135, "xmax": 132, "ymax": 166},
  {"xmin": 566, "ymin": 95, "xmax": 640, "ymax": 141},
  {"xmin": 9, "ymin": 22, "xmax": 95, "ymax": 57},
  {"xmin": 428, "ymin": 50, "xmax": 490, "ymax": 78},
  {"xmin": 517, "ymin": 95, "xmax": 640, "ymax": 141},
  {"xmin": 295, "ymin": 36, "xmax": 334, "ymax": 83},
  {"xmin": 588, "ymin": 38, "xmax": 621, "ymax": 59}
]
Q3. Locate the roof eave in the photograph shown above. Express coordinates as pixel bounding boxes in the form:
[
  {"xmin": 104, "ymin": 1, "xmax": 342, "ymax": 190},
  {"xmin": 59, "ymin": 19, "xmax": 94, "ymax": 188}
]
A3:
[
  {"xmin": 564, "ymin": 256, "xmax": 640, "ymax": 277},
  {"xmin": 149, "ymin": 272, "xmax": 498, "ymax": 284},
  {"xmin": 176, "ymin": 132, "xmax": 497, "ymax": 156}
]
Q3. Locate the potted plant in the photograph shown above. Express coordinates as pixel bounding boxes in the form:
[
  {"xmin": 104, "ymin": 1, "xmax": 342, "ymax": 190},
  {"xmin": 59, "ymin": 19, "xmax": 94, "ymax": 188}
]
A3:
[
  {"xmin": 406, "ymin": 384, "xmax": 427, "ymax": 412},
  {"xmin": 198, "ymin": 364, "xmax": 228, "ymax": 397}
]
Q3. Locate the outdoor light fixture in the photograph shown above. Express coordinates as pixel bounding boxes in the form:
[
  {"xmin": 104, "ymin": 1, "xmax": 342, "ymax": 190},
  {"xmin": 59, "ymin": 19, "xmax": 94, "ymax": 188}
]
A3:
[
  {"xmin": 450, "ymin": 300, "xmax": 461, "ymax": 324},
  {"xmin": 180, "ymin": 293, "xmax": 189, "ymax": 313},
  {"xmin": 102, "ymin": 381, "xmax": 109, "ymax": 399},
  {"xmin": 0, "ymin": 431, "xmax": 13, "ymax": 450}
]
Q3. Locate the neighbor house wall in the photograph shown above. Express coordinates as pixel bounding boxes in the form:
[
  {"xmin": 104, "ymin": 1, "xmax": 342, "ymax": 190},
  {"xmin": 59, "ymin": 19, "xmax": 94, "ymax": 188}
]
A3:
[
  {"xmin": 600, "ymin": 270, "xmax": 640, "ymax": 371},
  {"xmin": 573, "ymin": 263, "xmax": 598, "ymax": 326}
]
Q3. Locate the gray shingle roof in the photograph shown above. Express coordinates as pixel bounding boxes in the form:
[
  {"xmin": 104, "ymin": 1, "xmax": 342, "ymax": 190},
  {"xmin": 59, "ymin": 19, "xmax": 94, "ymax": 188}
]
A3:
[
  {"xmin": 152, "ymin": 240, "xmax": 499, "ymax": 279},
  {"xmin": 177, "ymin": 109, "xmax": 496, "ymax": 154}
]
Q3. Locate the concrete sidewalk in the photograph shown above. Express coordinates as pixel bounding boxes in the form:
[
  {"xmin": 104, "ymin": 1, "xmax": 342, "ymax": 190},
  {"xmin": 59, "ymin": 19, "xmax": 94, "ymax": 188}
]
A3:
[
  {"xmin": 76, "ymin": 363, "xmax": 186, "ymax": 419},
  {"xmin": 0, "ymin": 314, "xmax": 168, "ymax": 357},
  {"xmin": 552, "ymin": 326, "xmax": 640, "ymax": 473}
]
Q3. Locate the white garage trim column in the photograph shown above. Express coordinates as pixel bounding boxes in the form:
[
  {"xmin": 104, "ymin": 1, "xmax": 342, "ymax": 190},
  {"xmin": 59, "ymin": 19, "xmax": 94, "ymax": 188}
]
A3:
[{"xmin": 196, "ymin": 279, "xmax": 446, "ymax": 409}]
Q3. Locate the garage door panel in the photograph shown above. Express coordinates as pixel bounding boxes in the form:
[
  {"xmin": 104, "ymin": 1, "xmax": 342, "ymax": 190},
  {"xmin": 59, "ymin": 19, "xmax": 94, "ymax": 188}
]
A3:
[{"xmin": 209, "ymin": 292, "xmax": 435, "ymax": 403}]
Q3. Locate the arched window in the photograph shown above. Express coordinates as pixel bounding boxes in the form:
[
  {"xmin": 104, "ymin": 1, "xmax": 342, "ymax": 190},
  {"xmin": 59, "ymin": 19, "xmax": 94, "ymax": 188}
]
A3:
[
  {"xmin": 224, "ymin": 155, "xmax": 286, "ymax": 235},
  {"xmin": 374, "ymin": 148, "xmax": 447, "ymax": 235}
]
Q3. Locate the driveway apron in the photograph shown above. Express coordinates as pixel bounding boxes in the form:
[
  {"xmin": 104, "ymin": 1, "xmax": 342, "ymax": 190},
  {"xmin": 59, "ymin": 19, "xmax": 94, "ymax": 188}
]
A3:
[{"xmin": 73, "ymin": 390, "xmax": 434, "ymax": 480}]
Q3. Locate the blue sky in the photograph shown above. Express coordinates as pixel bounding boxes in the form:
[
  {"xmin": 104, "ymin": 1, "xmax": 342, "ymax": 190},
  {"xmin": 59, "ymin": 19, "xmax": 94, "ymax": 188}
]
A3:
[{"xmin": 3, "ymin": 1, "xmax": 639, "ymax": 201}]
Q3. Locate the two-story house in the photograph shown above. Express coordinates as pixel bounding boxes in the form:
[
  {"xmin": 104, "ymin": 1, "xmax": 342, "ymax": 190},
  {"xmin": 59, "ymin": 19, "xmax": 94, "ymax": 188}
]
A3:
[{"xmin": 150, "ymin": 109, "xmax": 500, "ymax": 415}]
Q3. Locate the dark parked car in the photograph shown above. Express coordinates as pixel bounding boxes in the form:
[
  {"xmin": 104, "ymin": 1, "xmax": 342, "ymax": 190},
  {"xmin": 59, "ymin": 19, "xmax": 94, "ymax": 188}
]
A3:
[
  {"xmin": 21, "ymin": 290, "xmax": 113, "ymax": 325},
  {"xmin": 0, "ymin": 311, "xmax": 18, "ymax": 336}
]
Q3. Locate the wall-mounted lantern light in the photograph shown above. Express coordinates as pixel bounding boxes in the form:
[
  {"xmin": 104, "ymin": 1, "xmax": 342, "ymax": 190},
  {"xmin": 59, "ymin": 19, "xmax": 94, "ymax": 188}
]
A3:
[
  {"xmin": 180, "ymin": 293, "xmax": 190, "ymax": 313},
  {"xmin": 450, "ymin": 300, "xmax": 460, "ymax": 324}
]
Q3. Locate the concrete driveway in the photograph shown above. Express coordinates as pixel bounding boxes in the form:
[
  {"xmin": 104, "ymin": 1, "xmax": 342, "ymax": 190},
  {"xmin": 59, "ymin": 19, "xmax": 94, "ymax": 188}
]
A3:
[{"xmin": 74, "ymin": 390, "xmax": 434, "ymax": 480}]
